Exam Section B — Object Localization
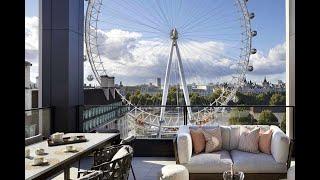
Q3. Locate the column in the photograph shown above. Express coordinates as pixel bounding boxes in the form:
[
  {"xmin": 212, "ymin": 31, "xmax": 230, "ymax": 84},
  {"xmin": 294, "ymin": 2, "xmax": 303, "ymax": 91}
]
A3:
[
  {"xmin": 286, "ymin": 0, "xmax": 295, "ymax": 139},
  {"xmin": 39, "ymin": 0, "xmax": 84, "ymax": 133}
]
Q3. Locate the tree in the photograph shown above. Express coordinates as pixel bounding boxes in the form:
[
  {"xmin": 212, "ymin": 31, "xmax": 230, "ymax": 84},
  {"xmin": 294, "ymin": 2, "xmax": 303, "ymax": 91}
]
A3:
[
  {"xmin": 125, "ymin": 92, "xmax": 131, "ymax": 101},
  {"xmin": 258, "ymin": 110, "xmax": 279, "ymax": 125},
  {"xmin": 212, "ymin": 88, "xmax": 223, "ymax": 100},
  {"xmin": 189, "ymin": 92, "xmax": 207, "ymax": 105},
  {"xmin": 167, "ymin": 87, "xmax": 177, "ymax": 105},
  {"xmin": 228, "ymin": 110, "xmax": 255, "ymax": 125},
  {"xmin": 256, "ymin": 93, "xmax": 269, "ymax": 105},
  {"xmin": 129, "ymin": 94, "xmax": 139, "ymax": 105},
  {"xmin": 269, "ymin": 93, "xmax": 285, "ymax": 105}
]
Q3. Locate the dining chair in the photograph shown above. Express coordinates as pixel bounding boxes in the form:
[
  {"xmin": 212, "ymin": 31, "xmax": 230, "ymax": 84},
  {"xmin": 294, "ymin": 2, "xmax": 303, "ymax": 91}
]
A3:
[
  {"xmin": 78, "ymin": 145, "xmax": 134, "ymax": 180},
  {"xmin": 76, "ymin": 170, "xmax": 103, "ymax": 180}
]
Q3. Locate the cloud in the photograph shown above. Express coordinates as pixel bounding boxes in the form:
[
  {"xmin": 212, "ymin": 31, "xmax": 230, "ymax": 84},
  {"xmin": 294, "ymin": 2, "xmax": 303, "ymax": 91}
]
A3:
[
  {"xmin": 85, "ymin": 28, "xmax": 244, "ymax": 85},
  {"xmin": 249, "ymin": 43, "xmax": 286, "ymax": 75},
  {"xmin": 25, "ymin": 16, "xmax": 39, "ymax": 83}
]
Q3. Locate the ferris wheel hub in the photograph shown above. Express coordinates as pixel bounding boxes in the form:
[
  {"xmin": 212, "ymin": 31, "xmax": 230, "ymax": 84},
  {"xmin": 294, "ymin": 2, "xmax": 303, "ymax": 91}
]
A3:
[{"xmin": 170, "ymin": 28, "xmax": 179, "ymax": 40}]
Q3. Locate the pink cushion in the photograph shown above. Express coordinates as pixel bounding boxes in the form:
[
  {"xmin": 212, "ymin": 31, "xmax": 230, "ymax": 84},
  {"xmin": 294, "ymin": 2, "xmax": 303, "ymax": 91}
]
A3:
[
  {"xmin": 190, "ymin": 128, "xmax": 206, "ymax": 154},
  {"xmin": 259, "ymin": 129, "xmax": 273, "ymax": 154}
]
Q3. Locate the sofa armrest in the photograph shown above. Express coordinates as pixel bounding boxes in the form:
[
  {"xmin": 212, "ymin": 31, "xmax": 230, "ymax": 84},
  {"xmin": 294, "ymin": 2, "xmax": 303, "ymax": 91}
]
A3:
[
  {"xmin": 270, "ymin": 125, "xmax": 290, "ymax": 164},
  {"xmin": 176, "ymin": 125, "xmax": 192, "ymax": 164}
]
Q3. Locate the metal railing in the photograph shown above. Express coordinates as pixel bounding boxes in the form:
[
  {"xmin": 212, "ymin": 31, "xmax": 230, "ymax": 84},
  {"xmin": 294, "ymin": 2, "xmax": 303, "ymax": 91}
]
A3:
[
  {"xmin": 77, "ymin": 104, "xmax": 294, "ymax": 139},
  {"xmin": 25, "ymin": 107, "xmax": 54, "ymax": 139},
  {"xmin": 79, "ymin": 104, "xmax": 130, "ymax": 136}
]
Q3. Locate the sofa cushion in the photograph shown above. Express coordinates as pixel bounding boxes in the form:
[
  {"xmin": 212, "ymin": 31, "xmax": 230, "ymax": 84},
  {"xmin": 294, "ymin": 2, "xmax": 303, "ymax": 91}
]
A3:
[
  {"xmin": 229, "ymin": 125, "xmax": 270, "ymax": 150},
  {"xmin": 231, "ymin": 150, "xmax": 287, "ymax": 173},
  {"xmin": 220, "ymin": 126, "xmax": 231, "ymax": 150},
  {"xmin": 270, "ymin": 125, "xmax": 290, "ymax": 163},
  {"xmin": 230, "ymin": 126, "xmax": 240, "ymax": 150},
  {"xmin": 177, "ymin": 126, "xmax": 193, "ymax": 164},
  {"xmin": 202, "ymin": 127, "xmax": 222, "ymax": 152},
  {"xmin": 190, "ymin": 128, "xmax": 206, "ymax": 154},
  {"xmin": 183, "ymin": 150, "xmax": 233, "ymax": 173},
  {"xmin": 259, "ymin": 129, "xmax": 273, "ymax": 154},
  {"xmin": 191, "ymin": 125, "xmax": 230, "ymax": 150},
  {"xmin": 238, "ymin": 127, "xmax": 260, "ymax": 153}
]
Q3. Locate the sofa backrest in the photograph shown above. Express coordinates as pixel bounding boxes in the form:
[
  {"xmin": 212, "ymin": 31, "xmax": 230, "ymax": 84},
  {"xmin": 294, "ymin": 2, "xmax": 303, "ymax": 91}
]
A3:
[{"xmin": 187, "ymin": 125, "xmax": 271, "ymax": 151}]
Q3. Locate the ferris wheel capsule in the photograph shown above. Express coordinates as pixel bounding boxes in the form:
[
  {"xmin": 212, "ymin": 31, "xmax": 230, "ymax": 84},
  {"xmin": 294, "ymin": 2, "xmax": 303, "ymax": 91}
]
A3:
[
  {"xmin": 247, "ymin": 65, "xmax": 253, "ymax": 72},
  {"xmin": 250, "ymin": 48, "xmax": 257, "ymax": 54},
  {"xmin": 87, "ymin": 75, "xmax": 94, "ymax": 81},
  {"xmin": 233, "ymin": 96, "xmax": 239, "ymax": 103},
  {"xmin": 249, "ymin": 13, "xmax": 255, "ymax": 19},
  {"xmin": 251, "ymin": 31, "xmax": 257, "ymax": 37}
]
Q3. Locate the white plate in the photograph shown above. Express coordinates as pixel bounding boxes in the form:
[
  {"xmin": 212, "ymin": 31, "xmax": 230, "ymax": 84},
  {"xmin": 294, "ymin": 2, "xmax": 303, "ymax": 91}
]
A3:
[
  {"xmin": 35, "ymin": 152, "xmax": 47, "ymax": 156},
  {"xmin": 63, "ymin": 148, "xmax": 78, "ymax": 153},
  {"xmin": 31, "ymin": 160, "xmax": 48, "ymax": 166}
]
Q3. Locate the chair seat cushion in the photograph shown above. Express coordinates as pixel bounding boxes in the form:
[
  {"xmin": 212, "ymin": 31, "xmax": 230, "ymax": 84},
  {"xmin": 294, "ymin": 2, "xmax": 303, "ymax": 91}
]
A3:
[
  {"xmin": 231, "ymin": 150, "xmax": 287, "ymax": 173},
  {"xmin": 183, "ymin": 150, "xmax": 233, "ymax": 173}
]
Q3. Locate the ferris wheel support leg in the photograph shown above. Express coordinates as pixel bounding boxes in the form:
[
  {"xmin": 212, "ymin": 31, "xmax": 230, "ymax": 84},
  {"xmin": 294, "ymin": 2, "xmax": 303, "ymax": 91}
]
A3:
[
  {"xmin": 159, "ymin": 41, "xmax": 175, "ymax": 138},
  {"xmin": 175, "ymin": 42, "xmax": 192, "ymax": 121}
]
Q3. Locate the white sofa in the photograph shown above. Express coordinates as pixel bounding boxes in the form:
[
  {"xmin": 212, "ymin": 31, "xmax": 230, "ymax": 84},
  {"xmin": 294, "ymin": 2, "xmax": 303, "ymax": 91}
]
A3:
[{"xmin": 173, "ymin": 125, "xmax": 293, "ymax": 180}]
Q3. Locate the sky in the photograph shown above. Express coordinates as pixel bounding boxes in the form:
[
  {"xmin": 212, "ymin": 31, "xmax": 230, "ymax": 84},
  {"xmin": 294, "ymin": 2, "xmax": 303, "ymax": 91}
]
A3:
[{"xmin": 25, "ymin": 0, "xmax": 285, "ymax": 86}]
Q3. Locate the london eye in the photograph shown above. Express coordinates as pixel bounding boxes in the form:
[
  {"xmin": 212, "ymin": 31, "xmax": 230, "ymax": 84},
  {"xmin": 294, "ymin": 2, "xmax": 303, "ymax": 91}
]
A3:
[{"xmin": 84, "ymin": 0, "xmax": 257, "ymax": 137}]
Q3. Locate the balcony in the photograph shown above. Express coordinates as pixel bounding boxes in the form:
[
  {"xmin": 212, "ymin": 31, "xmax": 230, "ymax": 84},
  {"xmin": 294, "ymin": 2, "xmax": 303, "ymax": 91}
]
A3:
[
  {"xmin": 25, "ymin": 0, "xmax": 295, "ymax": 179},
  {"xmin": 25, "ymin": 105, "xmax": 295, "ymax": 180}
]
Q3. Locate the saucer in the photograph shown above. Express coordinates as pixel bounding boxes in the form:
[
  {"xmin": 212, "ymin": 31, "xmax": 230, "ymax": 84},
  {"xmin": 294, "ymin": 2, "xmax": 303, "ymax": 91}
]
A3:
[
  {"xmin": 35, "ymin": 152, "xmax": 47, "ymax": 156},
  {"xmin": 31, "ymin": 160, "xmax": 49, "ymax": 166},
  {"xmin": 63, "ymin": 147, "xmax": 78, "ymax": 153}
]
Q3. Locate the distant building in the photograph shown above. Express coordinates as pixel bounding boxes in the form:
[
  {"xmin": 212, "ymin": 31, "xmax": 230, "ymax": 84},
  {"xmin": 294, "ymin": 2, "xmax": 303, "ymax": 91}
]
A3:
[
  {"xmin": 25, "ymin": 61, "xmax": 32, "ymax": 88},
  {"xmin": 156, "ymin": 77, "xmax": 161, "ymax": 87},
  {"xmin": 83, "ymin": 76, "xmax": 130, "ymax": 138},
  {"xmin": 25, "ymin": 61, "xmax": 38, "ymax": 110},
  {"xmin": 239, "ymin": 77, "xmax": 285, "ymax": 94},
  {"xmin": 25, "ymin": 61, "xmax": 39, "ymax": 138},
  {"xmin": 100, "ymin": 75, "xmax": 115, "ymax": 88},
  {"xmin": 262, "ymin": 76, "xmax": 270, "ymax": 88}
]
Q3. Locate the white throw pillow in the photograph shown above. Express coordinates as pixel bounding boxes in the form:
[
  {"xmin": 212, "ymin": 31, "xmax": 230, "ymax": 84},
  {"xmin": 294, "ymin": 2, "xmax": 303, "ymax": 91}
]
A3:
[
  {"xmin": 111, "ymin": 146, "xmax": 129, "ymax": 161},
  {"xmin": 270, "ymin": 125, "xmax": 290, "ymax": 163},
  {"xmin": 238, "ymin": 127, "xmax": 260, "ymax": 153}
]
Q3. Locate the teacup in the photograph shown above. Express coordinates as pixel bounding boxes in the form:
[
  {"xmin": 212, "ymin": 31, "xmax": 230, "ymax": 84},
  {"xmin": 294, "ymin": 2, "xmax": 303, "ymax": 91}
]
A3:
[
  {"xmin": 70, "ymin": 136, "xmax": 78, "ymax": 141},
  {"xmin": 51, "ymin": 132, "xmax": 64, "ymax": 141},
  {"xmin": 66, "ymin": 145, "xmax": 74, "ymax": 151},
  {"xmin": 25, "ymin": 149, "xmax": 30, "ymax": 157},
  {"xmin": 35, "ymin": 148, "xmax": 45, "ymax": 155},
  {"xmin": 33, "ymin": 156, "xmax": 44, "ymax": 165}
]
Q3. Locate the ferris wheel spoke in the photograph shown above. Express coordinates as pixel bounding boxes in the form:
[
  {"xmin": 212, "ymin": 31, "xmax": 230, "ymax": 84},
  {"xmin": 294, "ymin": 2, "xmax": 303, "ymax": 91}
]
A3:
[
  {"xmin": 180, "ymin": 0, "xmax": 232, "ymax": 33},
  {"xmin": 178, "ymin": 0, "xmax": 224, "ymax": 31}
]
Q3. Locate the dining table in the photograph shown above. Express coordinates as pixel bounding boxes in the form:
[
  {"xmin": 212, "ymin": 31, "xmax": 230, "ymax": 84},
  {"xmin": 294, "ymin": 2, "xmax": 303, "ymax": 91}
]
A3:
[{"xmin": 25, "ymin": 133, "xmax": 120, "ymax": 180}]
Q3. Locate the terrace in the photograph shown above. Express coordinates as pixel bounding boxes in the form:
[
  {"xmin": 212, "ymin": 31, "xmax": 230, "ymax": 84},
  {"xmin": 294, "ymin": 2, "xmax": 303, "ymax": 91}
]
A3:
[{"xmin": 25, "ymin": 0, "xmax": 295, "ymax": 179}]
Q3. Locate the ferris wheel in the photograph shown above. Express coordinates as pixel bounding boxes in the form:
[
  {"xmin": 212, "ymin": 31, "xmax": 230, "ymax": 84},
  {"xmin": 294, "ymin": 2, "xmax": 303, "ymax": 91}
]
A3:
[{"xmin": 84, "ymin": 0, "xmax": 256, "ymax": 137}]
